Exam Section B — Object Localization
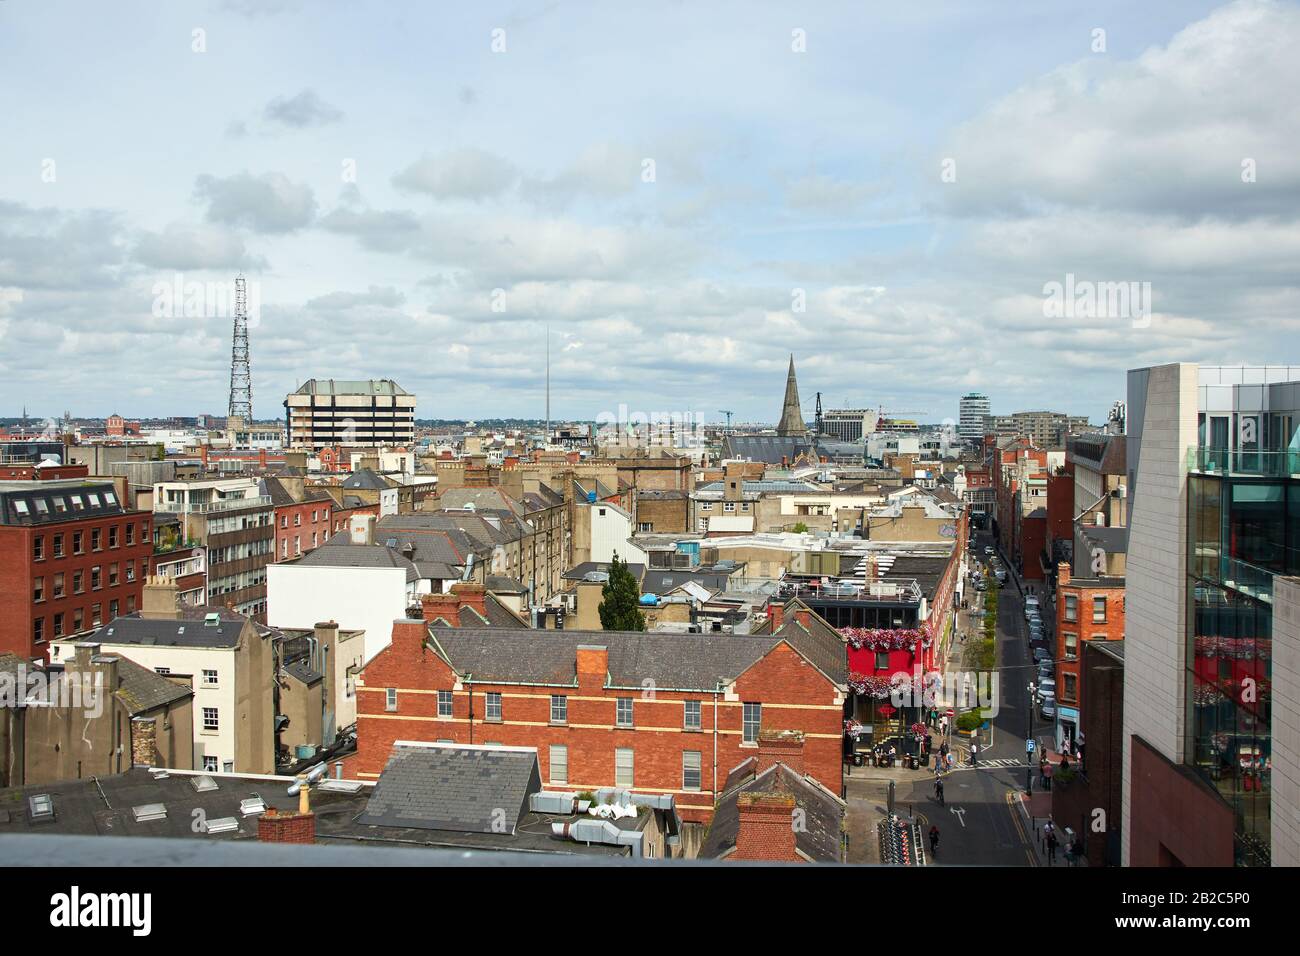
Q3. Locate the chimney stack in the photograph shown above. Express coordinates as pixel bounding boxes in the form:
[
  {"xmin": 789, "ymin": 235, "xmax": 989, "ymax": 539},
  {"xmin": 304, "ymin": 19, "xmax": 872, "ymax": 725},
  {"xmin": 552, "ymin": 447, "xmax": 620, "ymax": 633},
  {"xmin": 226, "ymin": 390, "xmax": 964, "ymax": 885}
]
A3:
[
  {"xmin": 756, "ymin": 729, "xmax": 805, "ymax": 777},
  {"xmin": 733, "ymin": 792, "xmax": 799, "ymax": 862},
  {"xmin": 450, "ymin": 582, "xmax": 488, "ymax": 622},
  {"xmin": 767, "ymin": 600, "xmax": 785, "ymax": 631},
  {"xmin": 349, "ymin": 513, "xmax": 375, "ymax": 545},
  {"xmin": 140, "ymin": 575, "xmax": 181, "ymax": 620},
  {"xmin": 1058, "ymin": 562, "xmax": 1071, "ymax": 587}
]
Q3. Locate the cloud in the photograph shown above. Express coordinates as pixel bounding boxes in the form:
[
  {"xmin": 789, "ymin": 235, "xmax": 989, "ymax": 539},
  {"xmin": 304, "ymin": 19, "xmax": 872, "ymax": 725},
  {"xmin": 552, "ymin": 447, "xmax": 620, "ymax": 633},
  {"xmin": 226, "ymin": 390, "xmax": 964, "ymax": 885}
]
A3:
[
  {"xmin": 0, "ymin": 201, "xmax": 127, "ymax": 290},
  {"xmin": 392, "ymin": 148, "xmax": 520, "ymax": 201},
  {"xmin": 306, "ymin": 286, "xmax": 406, "ymax": 311},
  {"xmin": 318, "ymin": 206, "xmax": 423, "ymax": 253},
  {"xmin": 134, "ymin": 222, "xmax": 265, "ymax": 270},
  {"xmin": 194, "ymin": 171, "xmax": 317, "ymax": 233},
  {"xmin": 263, "ymin": 89, "xmax": 344, "ymax": 128},
  {"xmin": 938, "ymin": 0, "xmax": 1300, "ymax": 221}
]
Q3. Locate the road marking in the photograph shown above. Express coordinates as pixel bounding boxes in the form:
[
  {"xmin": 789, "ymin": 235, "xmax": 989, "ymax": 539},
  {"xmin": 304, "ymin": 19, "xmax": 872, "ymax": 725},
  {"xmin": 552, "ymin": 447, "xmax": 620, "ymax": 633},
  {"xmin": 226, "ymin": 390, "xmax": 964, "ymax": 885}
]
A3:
[{"xmin": 950, "ymin": 806, "xmax": 967, "ymax": 828}]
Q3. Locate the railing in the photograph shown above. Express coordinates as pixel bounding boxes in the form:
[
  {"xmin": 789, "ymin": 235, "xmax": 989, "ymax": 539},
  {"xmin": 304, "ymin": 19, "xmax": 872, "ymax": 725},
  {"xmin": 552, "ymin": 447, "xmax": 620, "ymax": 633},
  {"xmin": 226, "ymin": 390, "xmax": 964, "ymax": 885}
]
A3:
[
  {"xmin": 155, "ymin": 494, "xmax": 273, "ymax": 515},
  {"xmin": 779, "ymin": 578, "xmax": 923, "ymax": 604},
  {"xmin": 1187, "ymin": 447, "xmax": 1300, "ymax": 479}
]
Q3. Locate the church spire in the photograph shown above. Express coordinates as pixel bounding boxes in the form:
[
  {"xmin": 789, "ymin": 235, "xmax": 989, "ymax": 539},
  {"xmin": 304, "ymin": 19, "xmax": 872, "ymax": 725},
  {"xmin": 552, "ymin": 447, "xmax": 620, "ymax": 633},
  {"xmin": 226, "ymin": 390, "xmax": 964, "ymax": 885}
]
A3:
[{"xmin": 776, "ymin": 354, "xmax": 805, "ymax": 437}]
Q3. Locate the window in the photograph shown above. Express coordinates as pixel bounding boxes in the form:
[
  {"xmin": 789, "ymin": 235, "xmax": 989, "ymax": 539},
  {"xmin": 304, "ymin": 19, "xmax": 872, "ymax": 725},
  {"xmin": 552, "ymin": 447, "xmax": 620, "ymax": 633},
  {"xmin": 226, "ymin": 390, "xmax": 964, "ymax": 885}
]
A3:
[
  {"xmin": 1064, "ymin": 594, "xmax": 1077, "ymax": 622},
  {"xmin": 549, "ymin": 745, "xmax": 568, "ymax": 784},
  {"xmin": 53, "ymin": 613, "xmax": 64, "ymax": 637},
  {"xmin": 203, "ymin": 756, "xmax": 219, "ymax": 773},
  {"xmin": 33, "ymin": 577, "xmax": 44, "ymax": 602},
  {"xmin": 73, "ymin": 608, "xmax": 83, "ymax": 632},
  {"xmin": 684, "ymin": 699, "xmax": 702, "ymax": 731},
  {"xmin": 108, "ymin": 526, "xmax": 118, "ymax": 548},
  {"xmin": 1092, "ymin": 596, "xmax": 1107, "ymax": 623},
  {"xmin": 108, "ymin": 599, "xmax": 118, "ymax": 620},
  {"xmin": 202, "ymin": 707, "xmax": 219, "ymax": 731},
  {"xmin": 73, "ymin": 570, "xmax": 84, "ymax": 594},
  {"xmin": 125, "ymin": 561, "xmax": 135, "ymax": 583},
  {"xmin": 108, "ymin": 563, "xmax": 119, "ymax": 587},
  {"xmin": 437, "ymin": 690, "xmax": 453, "ymax": 717},
  {"xmin": 1064, "ymin": 633, "xmax": 1078, "ymax": 659},
  {"xmin": 615, "ymin": 748, "xmax": 634, "ymax": 787},
  {"xmin": 91, "ymin": 528, "xmax": 102, "ymax": 551},
  {"xmin": 683, "ymin": 751, "xmax": 702, "ymax": 791},
  {"xmin": 385, "ymin": 688, "xmax": 398, "ymax": 712},
  {"xmin": 485, "ymin": 691, "xmax": 502, "ymax": 721},
  {"xmin": 125, "ymin": 524, "xmax": 134, "ymax": 546},
  {"xmin": 700, "ymin": 501, "xmax": 713, "ymax": 511},
  {"xmin": 33, "ymin": 536, "xmax": 44, "ymax": 560},
  {"xmin": 52, "ymin": 572, "xmax": 64, "ymax": 598},
  {"xmin": 1063, "ymin": 673, "xmax": 1078, "ymax": 701},
  {"xmin": 294, "ymin": 513, "xmax": 302, "ymax": 526},
  {"xmin": 550, "ymin": 695, "xmax": 567, "ymax": 724},
  {"xmin": 616, "ymin": 697, "xmax": 633, "ymax": 728},
  {"xmin": 91, "ymin": 567, "xmax": 101, "ymax": 590},
  {"xmin": 52, "ymin": 534, "xmax": 64, "ymax": 557},
  {"xmin": 743, "ymin": 702, "xmax": 761, "ymax": 744},
  {"xmin": 280, "ymin": 515, "xmax": 288, "ymax": 529},
  {"xmin": 724, "ymin": 502, "xmax": 736, "ymax": 513},
  {"xmin": 638, "ymin": 522, "xmax": 653, "ymax": 532},
  {"xmin": 91, "ymin": 603, "xmax": 102, "ymax": 627},
  {"xmin": 33, "ymin": 617, "xmax": 44, "ymax": 643},
  {"xmin": 874, "ymin": 651, "xmax": 890, "ymax": 670},
  {"xmin": 202, "ymin": 669, "xmax": 218, "ymax": 687},
  {"xmin": 72, "ymin": 531, "xmax": 83, "ymax": 554}
]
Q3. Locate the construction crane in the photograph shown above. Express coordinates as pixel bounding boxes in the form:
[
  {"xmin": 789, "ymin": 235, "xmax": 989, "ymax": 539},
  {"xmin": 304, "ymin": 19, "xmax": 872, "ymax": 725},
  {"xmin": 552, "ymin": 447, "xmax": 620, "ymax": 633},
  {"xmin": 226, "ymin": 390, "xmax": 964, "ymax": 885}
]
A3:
[{"xmin": 719, "ymin": 410, "xmax": 734, "ymax": 433}]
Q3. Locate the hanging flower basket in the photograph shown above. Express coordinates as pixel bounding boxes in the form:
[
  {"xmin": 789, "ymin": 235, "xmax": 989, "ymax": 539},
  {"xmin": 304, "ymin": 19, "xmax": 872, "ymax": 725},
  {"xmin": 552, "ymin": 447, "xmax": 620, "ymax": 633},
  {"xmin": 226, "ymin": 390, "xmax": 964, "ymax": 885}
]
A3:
[{"xmin": 841, "ymin": 626, "xmax": 931, "ymax": 653}]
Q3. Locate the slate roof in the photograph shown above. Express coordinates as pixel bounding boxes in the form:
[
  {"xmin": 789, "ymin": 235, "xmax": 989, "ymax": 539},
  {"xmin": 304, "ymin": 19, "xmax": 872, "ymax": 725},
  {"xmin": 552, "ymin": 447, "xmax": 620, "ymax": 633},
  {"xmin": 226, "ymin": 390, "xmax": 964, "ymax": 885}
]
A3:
[
  {"xmin": 723, "ymin": 435, "xmax": 820, "ymax": 465},
  {"xmin": 90, "ymin": 614, "xmax": 248, "ymax": 649},
  {"xmin": 294, "ymin": 535, "xmax": 420, "ymax": 582},
  {"xmin": 108, "ymin": 654, "xmax": 194, "ymax": 713},
  {"xmin": 0, "ymin": 766, "xmax": 622, "ymax": 856},
  {"xmin": 428, "ymin": 626, "xmax": 787, "ymax": 691},
  {"xmin": 283, "ymin": 660, "xmax": 322, "ymax": 685},
  {"xmin": 699, "ymin": 761, "xmax": 844, "ymax": 862},
  {"xmin": 341, "ymin": 468, "xmax": 393, "ymax": 491},
  {"xmin": 882, "ymin": 554, "xmax": 951, "ymax": 601},
  {"xmin": 355, "ymin": 743, "xmax": 541, "ymax": 835}
]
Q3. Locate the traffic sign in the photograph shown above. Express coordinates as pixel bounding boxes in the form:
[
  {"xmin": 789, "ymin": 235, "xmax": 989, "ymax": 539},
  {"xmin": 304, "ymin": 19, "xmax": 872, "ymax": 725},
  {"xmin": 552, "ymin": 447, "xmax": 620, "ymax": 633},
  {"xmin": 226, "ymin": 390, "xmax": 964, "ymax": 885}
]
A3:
[
  {"xmin": 1026, "ymin": 739, "xmax": 1036, "ymax": 752},
  {"xmin": 946, "ymin": 709, "xmax": 955, "ymax": 717}
]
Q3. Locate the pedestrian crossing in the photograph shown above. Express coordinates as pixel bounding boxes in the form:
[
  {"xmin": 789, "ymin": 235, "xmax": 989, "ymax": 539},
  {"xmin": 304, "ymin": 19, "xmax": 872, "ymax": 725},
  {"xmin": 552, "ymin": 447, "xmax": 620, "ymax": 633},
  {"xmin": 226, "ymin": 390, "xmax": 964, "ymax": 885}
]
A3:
[{"xmin": 937, "ymin": 757, "xmax": 1027, "ymax": 773}]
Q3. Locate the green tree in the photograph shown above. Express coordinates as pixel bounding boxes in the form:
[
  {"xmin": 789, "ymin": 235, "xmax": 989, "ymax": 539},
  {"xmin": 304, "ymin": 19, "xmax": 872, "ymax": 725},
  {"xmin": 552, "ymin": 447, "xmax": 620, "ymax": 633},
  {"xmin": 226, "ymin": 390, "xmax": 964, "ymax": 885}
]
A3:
[
  {"xmin": 791, "ymin": 521, "xmax": 809, "ymax": 533},
  {"xmin": 599, "ymin": 553, "xmax": 646, "ymax": 631}
]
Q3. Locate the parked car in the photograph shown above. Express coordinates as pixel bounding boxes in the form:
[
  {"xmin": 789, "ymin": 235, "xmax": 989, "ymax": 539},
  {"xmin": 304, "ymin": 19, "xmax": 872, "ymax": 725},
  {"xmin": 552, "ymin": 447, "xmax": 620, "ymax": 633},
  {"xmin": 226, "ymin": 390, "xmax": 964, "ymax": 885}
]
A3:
[
  {"xmin": 1037, "ymin": 662, "xmax": 1055, "ymax": 682},
  {"xmin": 994, "ymin": 569, "xmax": 1008, "ymax": 584},
  {"xmin": 1040, "ymin": 697, "xmax": 1057, "ymax": 719},
  {"xmin": 984, "ymin": 546, "xmax": 994, "ymax": 556},
  {"xmin": 1038, "ymin": 677, "xmax": 1057, "ymax": 698},
  {"xmin": 1032, "ymin": 646, "xmax": 1051, "ymax": 664}
]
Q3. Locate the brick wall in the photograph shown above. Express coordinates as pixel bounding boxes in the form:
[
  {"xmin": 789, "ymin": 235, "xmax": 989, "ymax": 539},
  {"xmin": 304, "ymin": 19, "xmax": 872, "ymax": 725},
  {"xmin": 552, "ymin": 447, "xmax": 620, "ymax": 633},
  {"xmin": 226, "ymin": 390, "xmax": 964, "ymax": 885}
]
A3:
[
  {"xmin": 351, "ymin": 622, "xmax": 844, "ymax": 823},
  {"xmin": 257, "ymin": 809, "xmax": 317, "ymax": 844}
]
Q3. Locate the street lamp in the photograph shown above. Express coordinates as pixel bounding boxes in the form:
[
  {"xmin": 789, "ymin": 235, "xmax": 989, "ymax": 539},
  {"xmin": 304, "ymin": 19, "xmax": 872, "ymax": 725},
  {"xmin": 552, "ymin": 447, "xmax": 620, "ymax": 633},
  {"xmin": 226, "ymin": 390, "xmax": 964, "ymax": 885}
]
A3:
[{"xmin": 1025, "ymin": 681, "xmax": 1038, "ymax": 794}]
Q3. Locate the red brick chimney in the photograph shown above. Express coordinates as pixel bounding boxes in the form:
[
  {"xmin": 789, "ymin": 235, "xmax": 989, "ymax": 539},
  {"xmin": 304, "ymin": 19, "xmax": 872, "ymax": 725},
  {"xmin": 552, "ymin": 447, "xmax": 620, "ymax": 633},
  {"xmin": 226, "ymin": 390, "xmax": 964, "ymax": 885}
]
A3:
[
  {"xmin": 576, "ymin": 645, "xmax": 609, "ymax": 690},
  {"xmin": 767, "ymin": 600, "xmax": 784, "ymax": 631},
  {"xmin": 756, "ymin": 729, "xmax": 805, "ymax": 776},
  {"xmin": 258, "ymin": 777, "xmax": 316, "ymax": 844},
  {"xmin": 389, "ymin": 618, "xmax": 428, "ymax": 658},
  {"xmin": 421, "ymin": 592, "xmax": 460, "ymax": 625},
  {"xmin": 733, "ymin": 793, "xmax": 798, "ymax": 862},
  {"xmin": 794, "ymin": 608, "xmax": 812, "ymax": 629},
  {"xmin": 1058, "ymin": 562, "xmax": 1071, "ymax": 586},
  {"xmin": 450, "ymin": 582, "xmax": 489, "ymax": 622},
  {"xmin": 257, "ymin": 807, "xmax": 316, "ymax": 844}
]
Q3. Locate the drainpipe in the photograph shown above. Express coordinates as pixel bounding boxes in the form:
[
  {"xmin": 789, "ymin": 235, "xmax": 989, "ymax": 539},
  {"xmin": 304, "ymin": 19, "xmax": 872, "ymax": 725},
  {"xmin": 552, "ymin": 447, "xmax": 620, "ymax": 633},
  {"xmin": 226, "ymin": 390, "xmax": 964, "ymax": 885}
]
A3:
[
  {"xmin": 712, "ymin": 685, "xmax": 720, "ymax": 805},
  {"xmin": 467, "ymin": 674, "xmax": 474, "ymax": 744}
]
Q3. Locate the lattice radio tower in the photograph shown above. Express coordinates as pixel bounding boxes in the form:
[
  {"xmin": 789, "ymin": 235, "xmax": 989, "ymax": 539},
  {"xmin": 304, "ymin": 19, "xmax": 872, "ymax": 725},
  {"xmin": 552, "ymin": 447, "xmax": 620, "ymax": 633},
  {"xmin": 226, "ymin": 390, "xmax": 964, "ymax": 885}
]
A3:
[{"xmin": 227, "ymin": 275, "xmax": 252, "ymax": 423}]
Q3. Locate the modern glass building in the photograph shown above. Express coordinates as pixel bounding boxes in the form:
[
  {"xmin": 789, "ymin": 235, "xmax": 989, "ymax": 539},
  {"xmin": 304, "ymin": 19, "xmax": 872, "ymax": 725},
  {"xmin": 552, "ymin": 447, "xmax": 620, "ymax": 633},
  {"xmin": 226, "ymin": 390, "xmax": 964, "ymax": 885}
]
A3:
[{"xmin": 1184, "ymin": 371, "xmax": 1300, "ymax": 866}]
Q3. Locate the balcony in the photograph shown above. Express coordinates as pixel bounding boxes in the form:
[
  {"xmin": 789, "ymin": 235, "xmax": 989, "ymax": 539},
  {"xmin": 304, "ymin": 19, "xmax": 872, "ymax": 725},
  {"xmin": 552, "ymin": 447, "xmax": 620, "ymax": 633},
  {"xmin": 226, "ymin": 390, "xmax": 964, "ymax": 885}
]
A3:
[{"xmin": 1187, "ymin": 447, "xmax": 1300, "ymax": 479}]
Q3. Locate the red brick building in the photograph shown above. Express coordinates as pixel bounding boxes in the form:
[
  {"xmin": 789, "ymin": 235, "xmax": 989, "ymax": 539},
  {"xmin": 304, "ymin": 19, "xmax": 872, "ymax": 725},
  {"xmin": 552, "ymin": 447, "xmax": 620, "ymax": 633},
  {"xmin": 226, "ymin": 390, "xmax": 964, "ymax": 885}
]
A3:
[
  {"xmin": 271, "ymin": 494, "xmax": 333, "ymax": 561},
  {"xmin": 351, "ymin": 601, "xmax": 848, "ymax": 824},
  {"xmin": 0, "ymin": 478, "xmax": 152, "ymax": 660},
  {"xmin": 1054, "ymin": 561, "xmax": 1125, "ymax": 747}
]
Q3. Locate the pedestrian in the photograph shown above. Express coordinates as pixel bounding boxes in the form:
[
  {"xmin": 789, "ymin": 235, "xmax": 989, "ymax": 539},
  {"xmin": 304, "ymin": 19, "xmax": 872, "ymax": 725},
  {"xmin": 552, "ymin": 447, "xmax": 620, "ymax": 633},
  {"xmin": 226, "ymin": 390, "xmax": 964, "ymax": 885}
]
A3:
[
  {"xmin": 1060, "ymin": 753, "xmax": 1070, "ymax": 774},
  {"xmin": 1046, "ymin": 830, "xmax": 1058, "ymax": 864},
  {"xmin": 946, "ymin": 751, "xmax": 956, "ymax": 772},
  {"xmin": 888, "ymin": 744, "xmax": 897, "ymax": 767},
  {"xmin": 935, "ymin": 777, "xmax": 945, "ymax": 805},
  {"xmin": 970, "ymin": 742, "xmax": 979, "ymax": 767},
  {"xmin": 940, "ymin": 740, "xmax": 949, "ymax": 758},
  {"xmin": 1038, "ymin": 753, "xmax": 1048, "ymax": 789},
  {"xmin": 929, "ymin": 825, "xmax": 940, "ymax": 855}
]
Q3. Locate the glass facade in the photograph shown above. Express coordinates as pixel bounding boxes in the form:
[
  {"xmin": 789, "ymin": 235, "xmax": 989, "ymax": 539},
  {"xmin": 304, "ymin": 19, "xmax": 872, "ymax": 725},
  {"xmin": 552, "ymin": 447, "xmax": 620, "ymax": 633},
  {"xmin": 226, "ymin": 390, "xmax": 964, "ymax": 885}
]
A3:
[{"xmin": 1186, "ymin": 472, "xmax": 1289, "ymax": 866}]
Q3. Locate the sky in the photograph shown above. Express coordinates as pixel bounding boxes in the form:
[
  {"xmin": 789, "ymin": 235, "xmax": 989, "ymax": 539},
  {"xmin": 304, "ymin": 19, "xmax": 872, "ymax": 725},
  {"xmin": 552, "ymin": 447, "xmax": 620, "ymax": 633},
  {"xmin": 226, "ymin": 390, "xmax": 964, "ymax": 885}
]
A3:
[{"xmin": 1, "ymin": 0, "xmax": 1298, "ymax": 426}]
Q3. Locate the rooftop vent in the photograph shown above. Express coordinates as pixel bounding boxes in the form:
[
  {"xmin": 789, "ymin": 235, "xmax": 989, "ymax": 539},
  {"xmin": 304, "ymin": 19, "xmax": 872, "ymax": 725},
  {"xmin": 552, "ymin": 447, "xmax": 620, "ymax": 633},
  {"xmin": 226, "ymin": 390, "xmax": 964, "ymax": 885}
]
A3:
[
  {"xmin": 203, "ymin": 817, "xmax": 239, "ymax": 834},
  {"xmin": 316, "ymin": 779, "xmax": 363, "ymax": 794},
  {"xmin": 239, "ymin": 796, "xmax": 267, "ymax": 817},
  {"xmin": 190, "ymin": 775, "xmax": 218, "ymax": 793},
  {"xmin": 28, "ymin": 794, "xmax": 54, "ymax": 822},
  {"xmin": 132, "ymin": 803, "xmax": 168, "ymax": 823},
  {"xmin": 204, "ymin": 613, "xmax": 220, "ymax": 627}
]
